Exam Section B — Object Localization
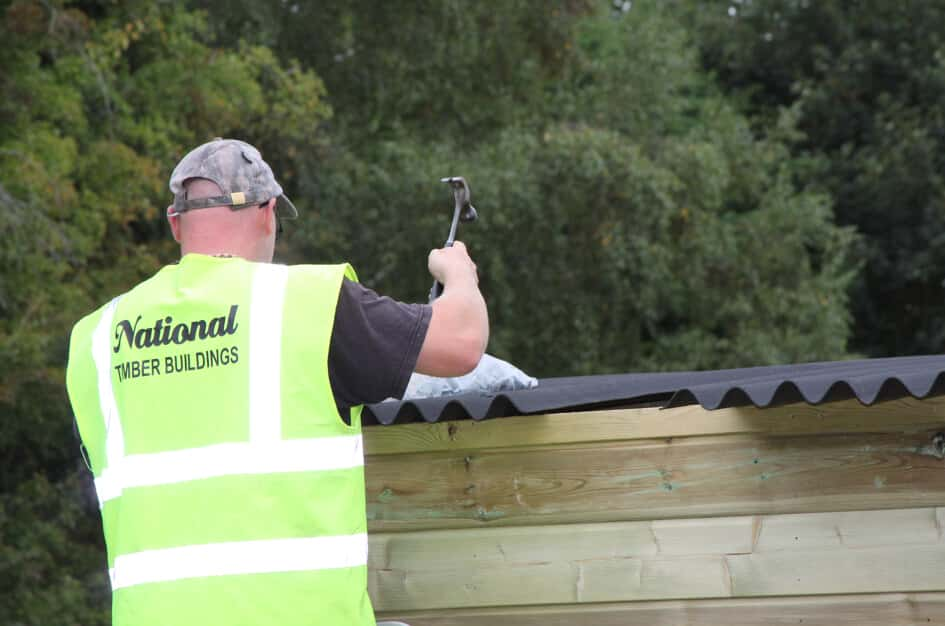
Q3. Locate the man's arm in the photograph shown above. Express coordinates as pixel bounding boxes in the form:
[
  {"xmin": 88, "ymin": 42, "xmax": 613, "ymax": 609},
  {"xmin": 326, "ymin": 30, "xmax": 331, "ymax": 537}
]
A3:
[{"xmin": 415, "ymin": 241, "xmax": 489, "ymax": 377}]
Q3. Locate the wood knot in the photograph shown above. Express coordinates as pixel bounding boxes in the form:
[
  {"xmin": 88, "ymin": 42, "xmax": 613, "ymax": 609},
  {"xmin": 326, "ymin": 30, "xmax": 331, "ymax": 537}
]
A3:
[{"xmin": 932, "ymin": 432, "xmax": 945, "ymax": 458}]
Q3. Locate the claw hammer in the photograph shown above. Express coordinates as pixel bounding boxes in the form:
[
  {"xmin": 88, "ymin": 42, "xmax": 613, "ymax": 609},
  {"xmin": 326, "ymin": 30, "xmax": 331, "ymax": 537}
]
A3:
[{"xmin": 429, "ymin": 176, "xmax": 478, "ymax": 302}]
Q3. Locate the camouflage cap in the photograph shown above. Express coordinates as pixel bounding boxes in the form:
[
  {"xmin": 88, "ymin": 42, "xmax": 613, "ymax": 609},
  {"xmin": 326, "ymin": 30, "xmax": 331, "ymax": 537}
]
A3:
[{"xmin": 168, "ymin": 138, "xmax": 298, "ymax": 218}]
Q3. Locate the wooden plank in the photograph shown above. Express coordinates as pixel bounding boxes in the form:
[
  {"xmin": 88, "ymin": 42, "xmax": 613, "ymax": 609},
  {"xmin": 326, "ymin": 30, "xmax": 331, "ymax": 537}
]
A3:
[
  {"xmin": 375, "ymin": 592, "xmax": 945, "ymax": 626},
  {"xmin": 753, "ymin": 507, "xmax": 943, "ymax": 551},
  {"xmin": 366, "ymin": 427, "xmax": 945, "ymax": 531},
  {"xmin": 369, "ymin": 518, "xmax": 752, "ymax": 573},
  {"xmin": 364, "ymin": 395, "xmax": 945, "ymax": 456},
  {"xmin": 371, "ymin": 554, "xmax": 730, "ymax": 611},
  {"xmin": 727, "ymin": 544, "xmax": 945, "ymax": 597},
  {"xmin": 370, "ymin": 508, "xmax": 943, "ymax": 573},
  {"xmin": 368, "ymin": 508, "xmax": 945, "ymax": 611}
]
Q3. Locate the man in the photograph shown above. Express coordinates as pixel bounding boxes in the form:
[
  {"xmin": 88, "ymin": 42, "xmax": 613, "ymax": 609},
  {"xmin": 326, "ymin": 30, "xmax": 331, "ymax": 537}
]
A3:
[{"xmin": 65, "ymin": 138, "xmax": 489, "ymax": 625}]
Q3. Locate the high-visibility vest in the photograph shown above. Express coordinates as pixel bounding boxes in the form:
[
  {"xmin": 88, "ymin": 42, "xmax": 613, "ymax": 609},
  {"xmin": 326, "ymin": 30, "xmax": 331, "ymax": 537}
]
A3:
[{"xmin": 66, "ymin": 254, "xmax": 375, "ymax": 626}]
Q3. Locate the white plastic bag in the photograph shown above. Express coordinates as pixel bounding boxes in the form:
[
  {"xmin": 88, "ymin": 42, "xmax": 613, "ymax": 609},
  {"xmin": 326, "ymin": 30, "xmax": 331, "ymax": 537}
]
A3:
[{"xmin": 402, "ymin": 353, "xmax": 538, "ymax": 400}]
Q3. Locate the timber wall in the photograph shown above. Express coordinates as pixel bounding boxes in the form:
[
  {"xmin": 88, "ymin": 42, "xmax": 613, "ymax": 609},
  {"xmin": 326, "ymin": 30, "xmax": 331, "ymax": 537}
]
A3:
[{"xmin": 363, "ymin": 396, "xmax": 945, "ymax": 625}]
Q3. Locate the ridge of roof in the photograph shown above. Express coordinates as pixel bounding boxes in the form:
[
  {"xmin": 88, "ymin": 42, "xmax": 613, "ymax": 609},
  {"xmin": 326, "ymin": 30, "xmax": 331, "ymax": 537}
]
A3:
[{"xmin": 364, "ymin": 355, "xmax": 945, "ymax": 425}]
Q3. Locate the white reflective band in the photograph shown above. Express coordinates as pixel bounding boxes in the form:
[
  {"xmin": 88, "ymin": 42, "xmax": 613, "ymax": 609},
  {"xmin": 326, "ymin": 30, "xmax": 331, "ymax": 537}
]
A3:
[
  {"xmin": 109, "ymin": 532, "xmax": 368, "ymax": 590},
  {"xmin": 95, "ymin": 467, "xmax": 123, "ymax": 504},
  {"xmin": 95, "ymin": 434, "xmax": 363, "ymax": 504},
  {"xmin": 249, "ymin": 263, "xmax": 289, "ymax": 443},
  {"xmin": 92, "ymin": 297, "xmax": 124, "ymax": 508}
]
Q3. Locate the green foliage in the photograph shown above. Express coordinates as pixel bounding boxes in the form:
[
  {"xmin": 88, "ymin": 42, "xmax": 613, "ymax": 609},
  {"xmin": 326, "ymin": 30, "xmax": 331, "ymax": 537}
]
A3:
[
  {"xmin": 686, "ymin": 0, "xmax": 945, "ymax": 356},
  {"xmin": 193, "ymin": 0, "xmax": 595, "ymax": 143},
  {"xmin": 0, "ymin": 472, "xmax": 109, "ymax": 626},
  {"xmin": 554, "ymin": 2, "xmax": 705, "ymax": 139},
  {"xmin": 0, "ymin": 1, "xmax": 330, "ymax": 619},
  {"xmin": 286, "ymin": 3, "xmax": 857, "ymax": 375}
]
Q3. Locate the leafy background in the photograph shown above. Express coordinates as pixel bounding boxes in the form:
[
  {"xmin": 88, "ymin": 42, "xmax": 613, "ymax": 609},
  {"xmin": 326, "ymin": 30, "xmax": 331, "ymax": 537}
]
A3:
[{"xmin": 2, "ymin": 0, "xmax": 944, "ymax": 621}]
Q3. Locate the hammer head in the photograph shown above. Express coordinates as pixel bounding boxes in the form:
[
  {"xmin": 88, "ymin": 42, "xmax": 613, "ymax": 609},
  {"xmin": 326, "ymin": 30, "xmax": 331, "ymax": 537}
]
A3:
[{"xmin": 441, "ymin": 176, "xmax": 478, "ymax": 222}]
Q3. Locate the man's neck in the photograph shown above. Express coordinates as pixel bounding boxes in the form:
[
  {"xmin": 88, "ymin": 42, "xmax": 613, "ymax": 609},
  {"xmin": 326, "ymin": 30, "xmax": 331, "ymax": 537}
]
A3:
[{"xmin": 180, "ymin": 242, "xmax": 269, "ymax": 263}]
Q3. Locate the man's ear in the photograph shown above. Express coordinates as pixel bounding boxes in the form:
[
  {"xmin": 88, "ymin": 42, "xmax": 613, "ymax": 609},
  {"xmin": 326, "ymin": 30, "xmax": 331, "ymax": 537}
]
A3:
[
  {"xmin": 260, "ymin": 198, "xmax": 277, "ymax": 235},
  {"xmin": 167, "ymin": 205, "xmax": 182, "ymax": 243}
]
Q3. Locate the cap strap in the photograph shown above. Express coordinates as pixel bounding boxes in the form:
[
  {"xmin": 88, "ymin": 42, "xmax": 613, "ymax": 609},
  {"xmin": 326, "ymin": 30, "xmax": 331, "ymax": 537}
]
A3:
[{"xmin": 172, "ymin": 190, "xmax": 270, "ymax": 215}]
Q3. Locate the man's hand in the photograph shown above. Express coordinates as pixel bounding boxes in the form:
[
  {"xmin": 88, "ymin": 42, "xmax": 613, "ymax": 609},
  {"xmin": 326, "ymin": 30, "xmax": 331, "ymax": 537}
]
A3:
[
  {"xmin": 415, "ymin": 241, "xmax": 489, "ymax": 377},
  {"xmin": 428, "ymin": 241, "xmax": 478, "ymax": 287}
]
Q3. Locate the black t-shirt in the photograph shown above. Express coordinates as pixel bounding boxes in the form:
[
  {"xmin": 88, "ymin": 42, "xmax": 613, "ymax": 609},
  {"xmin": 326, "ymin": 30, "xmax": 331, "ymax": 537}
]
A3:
[{"xmin": 328, "ymin": 279, "xmax": 431, "ymax": 421}]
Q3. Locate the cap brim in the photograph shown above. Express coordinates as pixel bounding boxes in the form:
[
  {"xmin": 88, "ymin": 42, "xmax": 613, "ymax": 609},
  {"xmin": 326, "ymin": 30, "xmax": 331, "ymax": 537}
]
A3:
[{"xmin": 277, "ymin": 194, "xmax": 299, "ymax": 219}]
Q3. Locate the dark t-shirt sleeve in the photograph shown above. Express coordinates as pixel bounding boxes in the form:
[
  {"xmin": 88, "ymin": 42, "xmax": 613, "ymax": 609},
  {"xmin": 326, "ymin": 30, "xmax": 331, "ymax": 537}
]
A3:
[{"xmin": 328, "ymin": 278, "xmax": 431, "ymax": 411}]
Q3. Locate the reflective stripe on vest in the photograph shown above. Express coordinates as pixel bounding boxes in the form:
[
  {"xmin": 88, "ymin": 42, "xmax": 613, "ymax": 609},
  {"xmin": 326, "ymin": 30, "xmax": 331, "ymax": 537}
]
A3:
[
  {"xmin": 109, "ymin": 533, "xmax": 369, "ymax": 590},
  {"xmin": 92, "ymin": 295, "xmax": 124, "ymax": 505},
  {"xmin": 90, "ymin": 262, "xmax": 367, "ymax": 589},
  {"xmin": 248, "ymin": 262, "xmax": 286, "ymax": 443}
]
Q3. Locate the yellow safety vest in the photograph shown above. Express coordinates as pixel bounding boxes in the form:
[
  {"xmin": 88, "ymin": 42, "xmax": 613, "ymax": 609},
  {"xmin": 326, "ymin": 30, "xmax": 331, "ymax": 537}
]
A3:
[{"xmin": 66, "ymin": 254, "xmax": 374, "ymax": 626}]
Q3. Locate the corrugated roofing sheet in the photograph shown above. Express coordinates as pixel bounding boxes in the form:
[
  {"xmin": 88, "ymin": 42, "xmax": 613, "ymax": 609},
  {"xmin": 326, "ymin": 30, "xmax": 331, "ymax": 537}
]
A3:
[{"xmin": 364, "ymin": 355, "xmax": 945, "ymax": 425}]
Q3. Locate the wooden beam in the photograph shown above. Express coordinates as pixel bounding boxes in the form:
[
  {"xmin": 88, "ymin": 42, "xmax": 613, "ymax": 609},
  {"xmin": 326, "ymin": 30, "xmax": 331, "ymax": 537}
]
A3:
[
  {"xmin": 366, "ymin": 428, "xmax": 945, "ymax": 531},
  {"xmin": 368, "ymin": 508, "xmax": 945, "ymax": 612},
  {"xmin": 364, "ymin": 395, "xmax": 945, "ymax": 456},
  {"xmin": 374, "ymin": 592, "xmax": 945, "ymax": 626}
]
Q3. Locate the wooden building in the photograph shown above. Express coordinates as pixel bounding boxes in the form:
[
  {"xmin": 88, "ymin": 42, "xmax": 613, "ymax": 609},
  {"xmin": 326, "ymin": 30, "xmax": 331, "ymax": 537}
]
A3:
[{"xmin": 363, "ymin": 389, "xmax": 945, "ymax": 625}]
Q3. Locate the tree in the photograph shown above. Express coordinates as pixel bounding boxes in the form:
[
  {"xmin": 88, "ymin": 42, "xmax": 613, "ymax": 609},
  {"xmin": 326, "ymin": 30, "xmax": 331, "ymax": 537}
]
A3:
[
  {"xmin": 284, "ymin": 1, "xmax": 858, "ymax": 376},
  {"xmin": 686, "ymin": 0, "xmax": 945, "ymax": 357},
  {"xmin": 193, "ymin": 0, "xmax": 594, "ymax": 146}
]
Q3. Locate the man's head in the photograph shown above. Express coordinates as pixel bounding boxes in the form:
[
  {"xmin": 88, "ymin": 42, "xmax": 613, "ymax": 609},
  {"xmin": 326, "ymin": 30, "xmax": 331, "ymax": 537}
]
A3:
[{"xmin": 166, "ymin": 138, "xmax": 297, "ymax": 262}]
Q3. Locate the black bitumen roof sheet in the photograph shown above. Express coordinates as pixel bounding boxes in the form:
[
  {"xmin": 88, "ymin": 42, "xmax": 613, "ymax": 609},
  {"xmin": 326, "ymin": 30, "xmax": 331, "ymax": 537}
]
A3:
[{"xmin": 363, "ymin": 355, "xmax": 945, "ymax": 425}]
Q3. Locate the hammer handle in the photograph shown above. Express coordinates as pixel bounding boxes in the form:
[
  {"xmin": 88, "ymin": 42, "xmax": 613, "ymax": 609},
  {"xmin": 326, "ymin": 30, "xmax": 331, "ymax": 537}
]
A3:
[{"xmin": 428, "ymin": 240, "xmax": 455, "ymax": 302}]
